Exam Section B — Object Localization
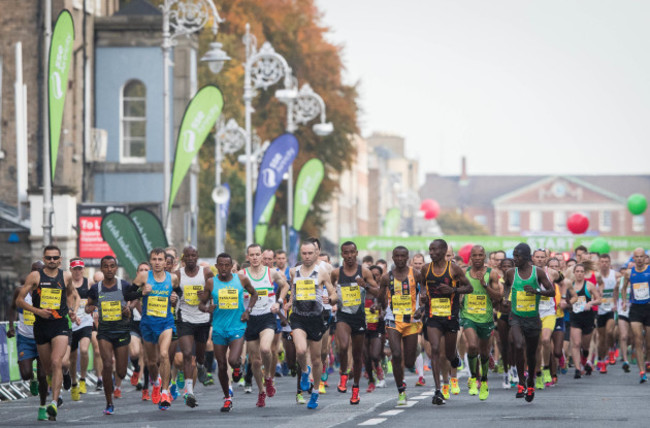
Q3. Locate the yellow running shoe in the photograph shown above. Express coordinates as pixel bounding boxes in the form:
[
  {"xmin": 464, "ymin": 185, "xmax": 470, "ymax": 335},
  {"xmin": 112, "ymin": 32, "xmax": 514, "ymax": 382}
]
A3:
[
  {"xmin": 79, "ymin": 379, "xmax": 87, "ymax": 394},
  {"xmin": 71, "ymin": 385, "xmax": 80, "ymax": 401},
  {"xmin": 441, "ymin": 383, "xmax": 450, "ymax": 399},
  {"xmin": 450, "ymin": 377, "xmax": 460, "ymax": 395},
  {"xmin": 468, "ymin": 377, "xmax": 479, "ymax": 396},
  {"xmin": 318, "ymin": 382, "xmax": 326, "ymax": 394},
  {"xmin": 535, "ymin": 375, "xmax": 545, "ymax": 390},
  {"xmin": 479, "ymin": 381, "xmax": 489, "ymax": 400}
]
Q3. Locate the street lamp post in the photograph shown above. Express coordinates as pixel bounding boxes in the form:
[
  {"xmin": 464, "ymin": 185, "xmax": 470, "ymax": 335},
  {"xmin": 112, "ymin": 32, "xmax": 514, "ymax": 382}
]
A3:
[
  {"xmin": 277, "ymin": 83, "xmax": 333, "ymax": 232},
  {"xmin": 160, "ymin": 0, "xmax": 229, "ymax": 242},
  {"xmin": 242, "ymin": 23, "xmax": 293, "ymax": 245}
]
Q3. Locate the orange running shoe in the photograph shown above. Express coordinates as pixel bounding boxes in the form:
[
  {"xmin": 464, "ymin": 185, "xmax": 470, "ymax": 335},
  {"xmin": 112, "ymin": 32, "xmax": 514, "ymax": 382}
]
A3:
[
  {"xmin": 608, "ymin": 351, "xmax": 616, "ymax": 365},
  {"xmin": 338, "ymin": 373, "xmax": 348, "ymax": 393},
  {"xmin": 113, "ymin": 387, "xmax": 122, "ymax": 399},
  {"xmin": 152, "ymin": 385, "xmax": 161, "ymax": 405},
  {"xmin": 350, "ymin": 386, "xmax": 360, "ymax": 405},
  {"xmin": 130, "ymin": 371, "xmax": 140, "ymax": 386},
  {"xmin": 142, "ymin": 389, "xmax": 151, "ymax": 401},
  {"xmin": 366, "ymin": 382, "xmax": 376, "ymax": 393}
]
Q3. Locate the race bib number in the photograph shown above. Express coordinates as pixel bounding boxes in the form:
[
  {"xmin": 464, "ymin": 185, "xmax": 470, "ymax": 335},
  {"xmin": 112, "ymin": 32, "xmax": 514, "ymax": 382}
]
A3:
[
  {"xmin": 430, "ymin": 298, "xmax": 451, "ymax": 317},
  {"xmin": 392, "ymin": 294, "xmax": 412, "ymax": 316},
  {"xmin": 40, "ymin": 288, "xmax": 61, "ymax": 310},
  {"xmin": 601, "ymin": 296, "xmax": 613, "ymax": 310},
  {"xmin": 633, "ymin": 282, "xmax": 650, "ymax": 301},
  {"xmin": 573, "ymin": 296, "xmax": 586, "ymax": 313},
  {"xmin": 146, "ymin": 296, "xmax": 168, "ymax": 318},
  {"xmin": 466, "ymin": 294, "xmax": 487, "ymax": 315},
  {"xmin": 218, "ymin": 288, "xmax": 239, "ymax": 310},
  {"xmin": 184, "ymin": 285, "xmax": 203, "ymax": 306},
  {"xmin": 365, "ymin": 307, "xmax": 379, "ymax": 324},
  {"xmin": 79, "ymin": 299, "xmax": 88, "ymax": 310},
  {"xmin": 23, "ymin": 310, "xmax": 35, "ymax": 326},
  {"xmin": 342, "ymin": 285, "xmax": 361, "ymax": 307},
  {"xmin": 516, "ymin": 291, "xmax": 536, "ymax": 312},
  {"xmin": 101, "ymin": 301, "xmax": 122, "ymax": 322},
  {"xmin": 296, "ymin": 279, "xmax": 316, "ymax": 301},
  {"xmin": 254, "ymin": 289, "xmax": 269, "ymax": 306}
]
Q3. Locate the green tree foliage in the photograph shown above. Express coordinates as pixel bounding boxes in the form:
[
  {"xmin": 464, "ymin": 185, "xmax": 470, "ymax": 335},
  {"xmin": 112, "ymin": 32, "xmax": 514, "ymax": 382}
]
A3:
[{"xmin": 437, "ymin": 212, "xmax": 489, "ymax": 236}]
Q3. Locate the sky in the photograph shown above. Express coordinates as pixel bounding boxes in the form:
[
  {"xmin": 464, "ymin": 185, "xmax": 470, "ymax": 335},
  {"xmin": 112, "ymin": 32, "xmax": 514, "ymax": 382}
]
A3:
[{"xmin": 316, "ymin": 0, "xmax": 650, "ymax": 181}]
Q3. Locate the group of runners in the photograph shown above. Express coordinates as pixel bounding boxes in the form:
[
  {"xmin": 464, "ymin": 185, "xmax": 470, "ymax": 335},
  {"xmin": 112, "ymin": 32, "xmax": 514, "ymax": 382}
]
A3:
[{"xmin": 8, "ymin": 238, "xmax": 650, "ymax": 420}]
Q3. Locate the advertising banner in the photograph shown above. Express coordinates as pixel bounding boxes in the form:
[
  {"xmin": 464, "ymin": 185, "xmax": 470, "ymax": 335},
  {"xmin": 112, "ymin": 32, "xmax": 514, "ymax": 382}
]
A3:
[
  {"xmin": 78, "ymin": 204, "xmax": 127, "ymax": 266},
  {"xmin": 129, "ymin": 208, "xmax": 168, "ymax": 253},
  {"xmin": 293, "ymin": 158, "xmax": 324, "ymax": 231},
  {"xmin": 382, "ymin": 208, "xmax": 401, "ymax": 237},
  {"xmin": 255, "ymin": 195, "xmax": 276, "ymax": 245},
  {"xmin": 101, "ymin": 212, "xmax": 148, "ymax": 278}
]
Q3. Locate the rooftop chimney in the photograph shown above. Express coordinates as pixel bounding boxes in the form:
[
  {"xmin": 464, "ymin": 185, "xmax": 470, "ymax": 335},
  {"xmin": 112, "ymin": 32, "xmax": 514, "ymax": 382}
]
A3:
[{"xmin": 460, "ymin": 156, "xmax": 468, "ymax": 185}]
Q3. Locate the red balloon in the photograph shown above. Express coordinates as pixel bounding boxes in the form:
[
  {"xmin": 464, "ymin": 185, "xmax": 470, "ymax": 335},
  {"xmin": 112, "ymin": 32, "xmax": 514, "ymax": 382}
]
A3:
[
  {"xmin": 458, "ymin": 243, "xmax": 473, "ymax": 264},
  {"xmin": 422, "ymin": 200, "xmax": 440, "ymax": 220},
  {"xmin": 567, "ymin": 213, "xmax": 589, "ymax": 234},
  {"xmin": 420, "ymin": 199, "xmax": 437, "ymax": 212}
]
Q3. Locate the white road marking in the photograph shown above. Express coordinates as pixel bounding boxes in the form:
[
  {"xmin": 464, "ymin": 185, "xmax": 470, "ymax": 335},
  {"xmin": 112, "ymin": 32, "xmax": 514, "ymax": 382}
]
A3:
[
  {"xmin": 410, "ymin": 395, "xmax": 428, "ymax": 400},
  {"xmin": 421, "ymin": 391, "xmax": 435, "ymax": 396},
  {"xmin": 395, "ymin": 400, "xmax": 418, "ymax": 408},
  {"xmin": 379, "ymin": 409, "xmax": 404, "ymax": 416},
  {"xmin": 358, "ymin": 418, "xmax": 387, "ymax": 426}
]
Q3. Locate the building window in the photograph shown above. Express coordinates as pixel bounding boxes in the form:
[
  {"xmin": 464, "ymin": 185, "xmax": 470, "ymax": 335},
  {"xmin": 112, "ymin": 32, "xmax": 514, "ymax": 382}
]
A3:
[
  {"xmin": 600, "ymin": 210, "xmax": 612, "ymax": 232},
  {"xmin": 554, "ymin": 211, "xmax": 566, "ymax": 232},
  {"xmin": 633, "ymin": 215, "xmax": 645, "ymax": 233},
  {"xmin": 529, "ymin": 211, "xmax": 542, "ymax": 232},
  {"xmin": 121, "ymin": 80, "xmax": 146, "ymax": 161},
  {"xmin": 508, "ymin": 211, "xmax": 520, "ymax": 232}
]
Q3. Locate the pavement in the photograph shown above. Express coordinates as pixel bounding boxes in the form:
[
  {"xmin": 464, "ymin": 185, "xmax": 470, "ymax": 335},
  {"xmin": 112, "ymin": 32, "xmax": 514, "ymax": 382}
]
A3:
[{"xmin": 0, "ymin": 362, "xmax": 647, "ymax": 428}]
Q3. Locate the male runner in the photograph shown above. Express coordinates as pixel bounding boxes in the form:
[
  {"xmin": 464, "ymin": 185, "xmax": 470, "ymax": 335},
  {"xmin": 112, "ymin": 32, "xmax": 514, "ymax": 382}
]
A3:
[
  {"xmin": 16, "ymin": 245, "xmax": 78, "ymax": 420},
  {"xmin": 461, "ymin": 245, "xmax": 502, "ymax": 401},
  {"xmin": 502, "ymin": 243, "xmax": 555, "ymax": 402},
  {"xmin": 365, "ymin": 265, "xmax": 385, "ymax": 392},
  {"xmin": 595, "ymin": 254, "xmax": 620, "ymax": 373},
  {"xmin": 175, "ymin": 246, "xmax": 214, "ymax": 407},
  {"xmin": 242, "ymin": 244, "xmax": 289, "ymax": 407},
  {"xmin": 422, "ymin": 239, "xmax": 473, "ymax": 405},
  {"xmin": 85, "ymin": 255, "xmax": 139, "ymax": 415},
  {"xmin": 289, "ymin": 240, "xmax": 338, "ymax": 409},
  {"xmin": 331, "ymin": 241, "xmax": 378, "ymax": 404},
  {"xmin": 533, "ymin": 249, "xmax": 560, "ymax": 389},
  {"xmin": 377, "ymin": 246, "xmax": 425, "ymax": 405},
  {"xmin": 617, "ymin": 265, "xmax": 632, "ymax": 372},
  {"xmin": 200, "ymin": 253, "xmax": 257, "ymax": 411},
  {"xmin": 132, "ymin": 248, "xmax": 180, "ymax": 410},
  {"xmin": 621, "ymin": 247, "xmax": 650, "ymax": 383},
  {"xmin": 68, "ymin": 258, "xmax": 93, "ymax": 401},
  {"xmin": 129, "ymin": 262, "xmax": 149, "ymax": 399}
]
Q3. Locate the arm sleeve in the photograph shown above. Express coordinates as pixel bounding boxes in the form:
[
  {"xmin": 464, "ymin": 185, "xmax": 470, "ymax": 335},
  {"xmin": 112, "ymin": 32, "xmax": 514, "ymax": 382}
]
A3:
[{"xmin": 123, "ymin": 280, "xmax": 142, "ymax": 301}]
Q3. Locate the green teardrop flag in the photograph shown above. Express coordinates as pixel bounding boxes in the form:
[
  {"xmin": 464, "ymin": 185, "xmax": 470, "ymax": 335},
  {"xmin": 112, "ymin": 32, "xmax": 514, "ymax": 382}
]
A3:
[
  {"xmin": 382, "ymin": 208, "xmax": 402, "ymax": 236},
  {"xmin": 254, "ymin": 195, "xmax": 276, "ymax": 245},
  {"xmin": 49, "ymin": 10, "xmax": 74, "ymax": 180},
  {"xmin": 169, "ymin": 85, "xmax": 224, "ymax": 213},
  {"xmin": 293, "ymin": 159, "xmax": 325, "ymax": 231},
  {"xmin": 101, "ymin": 212, "xmax": 148, "ymax": 279},
  {"xmin": 129, "ymin": 208, "xmax": 169, "ymax": 253}
]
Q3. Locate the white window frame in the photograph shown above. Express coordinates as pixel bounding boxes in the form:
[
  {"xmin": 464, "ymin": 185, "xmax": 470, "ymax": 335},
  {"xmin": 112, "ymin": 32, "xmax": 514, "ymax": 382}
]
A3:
[
  {"xmin": 529, "ymin": 210, "xmax": 542, "ymax": 232},
  {"xmin": 508, "ymin": 210, "xmax": 521, "ymax": 232},
  {"xmin": 633, "ymin": 215, "xmax": 645, "ymax": 233},
  {"xmin": 553, "ymin": 211, "xmax": 566, "ymax": 232},
  {"xmin": 599, "ymin": 210, "xmax": 612, "ymax": 233},
  {"xmin": 119, "ymin": 79, "xmax": 147, "ymax": 163}
]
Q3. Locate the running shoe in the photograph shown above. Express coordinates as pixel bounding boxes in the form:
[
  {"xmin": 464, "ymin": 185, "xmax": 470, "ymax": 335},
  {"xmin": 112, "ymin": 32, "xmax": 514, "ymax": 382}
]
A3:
[
  {"xmin": 152, "ymin": 385, "xmax": 161, "ymax": 404},
  {"xmin": 584, "ymin": 361, "xmax": 593, "ymax": 376},
  {"xmin": 103, "ymin": 404, "xmax": 114, "ymax": 415},
  {"xmin": 442, "ymin": 384, "xmax": 450, "ymax": 399},
  {"xmin": 640, "ymin": 372, "xmax": 647, "ymax": 384},
  {"xmin": 386, "ymin": 360, "xmax": 393, "ymax": 374},
  {"xmin": 184, "ymin": 393, "xmax": 197, "ymax": 408},
  {"xmin": 468, "ymin": 377, "xmax": 479, "ymax": 396},
  {"xmin": 136, "ymin": 382, "xmax": 143, "ymax": 391},
  {"xmin": 502, "ymin": 373, "xmax": 510, "ymax": 389},
  {"xmin": 488, "ymin": 354, "xmax": 496, "ymax": 371},
  {"xmin": 57, "ymin": 396, "xmax": 63, "ymax": 408},
  {"xmin": 598, "ymin": 361, "xmax": 608, "ymax": 374},
  {"xmin": 176, "ymin": 371, "xmax": 185, "ymax": 389},
  {"xmin": 366, "ymin": 382, "xmax": 376, "ymax": 393},
  {"xmin": 307, "ymin": 392, "xmax": 319, "ymax": 409},
  {"xmin": 96, "ymin": 378, "xmax": 103, "ymax": 391},
  {"xmin": 244, "ymin": 382, "xmax": 253, "ymax": 393},
  {"xmin": 63, "ymin": 372, "xmax": 71, "ymax": 390},
  {"xmin": 159, "ymin": 392, "xmax": 172, "ymax": 410},
  {"xmin": 319, "ymin": 383, "xmax": 326, "ymax": 394},
  {"xmin": 221, "ymin": 397, "xmax": 233, "ymax": 412},
  {"xmin": 515, "ymin": 384, "xmax": 525, "ymax": 398},
  {"xmin": 479, "ymin": 381, "xmax": 489, "ymax": 401},
  {"xmin": 450, "ymin": 377, "xmax": 460, "ymax": 395},
  {"xmin": 142, "ymin": 389, "xmax": 150, "ymax": 401},
  {"xmin": 265, "ymin": 377, "xmax": 276, "ymax": 398},
  {"xmin": 338, "ymin": 373, "xmax": 348, "ymax": 393},
  {"xmin": 232, "ymin": 367, "xmax": 242, "ymax": 383},
  {"xmin": 71, "ymin": 384, "xmax": 80, "ymax": 401},
  {"xmin": 622, "ymin": 361, "xmax": 631, "ymax": 373},
  {"xmin": 130, "ymin": 371, "xmax": 140, "ymax": 386},
  {"xmin": 535, "ymin": 375, "xmax": 544, "ymax": 390},
  {"xmin": 113, "ymin": 387, "xmax": 122, "ymax": 399},
  {"xmin": 432, "ymin": 389, "xmax": 445, "ymax": 405},
  {"xmin": 574, "ymin": 369, "xmax": 582, "ymax": 379},
  {"xmin": 38, "ymin": 406, "xmax": 48, "ymax": 421},
  {"xmin": 350, "ymin": 386, "xmax": 360, "ymax": 405},
  {"xmin": 510, "ymin": 367, "xmax": 519, "ymax": 385},
  {"xmin": 296, "ymin": 392, "xmax": 306, "ymax": 404},
  {"xmin": 229, "ymin": 386, "xmax": 234, "ymax": 397},
  {"xmin": 552, "ymin": 375, "xmax": 559, "ymax": 385},
  {"xmin": 376, "ymin": 365, "xmax": 384, "ymax": 381},
  {"xmin": 397, "ymin": 391, "xmax": 407, "ymax": 406},
  {"xmin": 46, "ymin": 401, "xmax": 57, "ymax": 420},
  {"xmin": 79, "ymin": 379, "xmax": 87, "ymax": 394},
  {"xmin": 543, "ymin": 369, "xmax": 553, "ymax": 387},
  {"xmin": 203, "ymin": 372, "xmax": 215, "ymax": 386},
  {"xmin": 197, "ymin": 364, "xmax": 208, "ymax": 384},
  {"xmin": 608, "ymin": 350, "xmax": 616, "ymax": 365},
  {"xmin": 415, "ymin": 376, "xmax": 426, "ymax": 387},
  {"xmin": 256, "ymin": 391, "xmax": 266, "ymax": 407},
  {"xmin": 300, "ymin": 366, "xmax": 312, "ymax": 391},
  {"xmin": 170, "ymin": 383, "xmax": 179, "ymax": 401},
  {"xmin": 525, "ymin": 387, "xmax": 535, "ymax": 402},
  {"xmin": 376, "ymin": 379, "xmax": 386, "ymax": 388},
  {"xmin": 30, "ymin": 379, "xmax": 39, "ymax": 397}
]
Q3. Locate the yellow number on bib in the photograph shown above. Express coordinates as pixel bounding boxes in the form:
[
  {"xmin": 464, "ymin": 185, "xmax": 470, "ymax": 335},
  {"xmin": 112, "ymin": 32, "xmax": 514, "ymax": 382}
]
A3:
[
  {"xmin": 40, "ymin": 288, "xmax": 62, "ymax": 310},
  {"xmin": 466, "ymin": 294, "xmax": 487, "ymax": 315},
  {"xmin": 218, "ymin": 288, "xmax": 239, "ymax": 310},
  {"xmin": 392, "ymin": 294, "xmax": 413, "ymax": 316},
  {"xmin": 516, "ymin": 291, "xmax": 536, "ymax": 312},
  {"xmin": 184, "ymin": 285, "xmax": 203, "ymax": 306},
  {"xmin": 23, "ymin": 311, "xmax": 35, "ymax": 326},
  {"xmin": 342, "ymin": 285, "xmax": 361, "ymax": 307},
  {"xmin": 365, "ymin": 307, "xmax": 379, "ymax": 323},
  {"xmin": 430, "ymin": 298, "xmax": 452, "ymax": 317},
  {"xmin": 296, "ymin": 280, "xmax": 316, "ymax": 301},
  {"xmin": 101, "ymin": 301, "xmax": 122, "ymax": 322},
  {"xmin": 147, "ymin": 296, "xmax": 168, "ymax": 317}
]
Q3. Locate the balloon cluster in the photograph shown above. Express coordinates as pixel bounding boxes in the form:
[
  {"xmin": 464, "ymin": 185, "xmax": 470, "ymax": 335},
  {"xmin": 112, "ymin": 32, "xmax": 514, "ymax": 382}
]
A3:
[{"xmin": 420, "ymin": 199, "xmax": 440, "ymax": 220}]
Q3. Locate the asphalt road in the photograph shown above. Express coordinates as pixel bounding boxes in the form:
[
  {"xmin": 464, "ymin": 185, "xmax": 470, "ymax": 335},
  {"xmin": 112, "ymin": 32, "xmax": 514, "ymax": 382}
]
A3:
[{"xmin": 1, "ymin": 362, "xmax": 647, "ymax": 428}]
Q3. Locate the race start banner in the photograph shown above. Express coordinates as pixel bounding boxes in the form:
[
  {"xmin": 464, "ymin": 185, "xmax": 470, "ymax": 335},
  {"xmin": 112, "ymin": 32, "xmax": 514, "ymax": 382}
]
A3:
[
  {"xmin": 293, "ymin": 158, "xmax": 324, "ymax": 231},
  {"xmin": 49, "ymin": 9, "xmax": 74, "ymax": 180}
]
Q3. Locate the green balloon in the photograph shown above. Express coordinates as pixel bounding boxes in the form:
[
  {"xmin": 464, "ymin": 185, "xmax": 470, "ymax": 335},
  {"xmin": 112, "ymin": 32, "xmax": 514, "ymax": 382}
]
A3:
[
  {"xmin": 628, "ymin": 193, "xmax": 647, "ymax": 215},
  {"xmin": 589, "ymin": 237, "xmax": 610, "ymax": 255}
]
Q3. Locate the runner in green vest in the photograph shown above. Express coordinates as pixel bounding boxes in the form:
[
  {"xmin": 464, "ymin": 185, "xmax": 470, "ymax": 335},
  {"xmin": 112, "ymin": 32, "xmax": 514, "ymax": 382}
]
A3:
[
  {"xmin": 502, "ymin": 243, "xmax": 555, "ymax": 403},
  {"xmin": 461, "ymin": 245, "xmax": 503, "ymax": 401}
]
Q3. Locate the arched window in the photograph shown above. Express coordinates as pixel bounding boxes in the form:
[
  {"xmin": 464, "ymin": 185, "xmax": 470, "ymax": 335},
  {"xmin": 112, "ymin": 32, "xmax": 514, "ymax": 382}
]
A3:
[{"xmin": 121, "ymin": 80, "xmax": 146, "ymax": 160}]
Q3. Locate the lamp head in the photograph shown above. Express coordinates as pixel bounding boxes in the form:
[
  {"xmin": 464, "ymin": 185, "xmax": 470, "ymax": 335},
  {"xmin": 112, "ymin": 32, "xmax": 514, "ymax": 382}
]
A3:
[
  {"xmin": 201, "ymin": 42, "xmax": 231, "ymax": 74},
  {"xmin": 313, "ymin": 122, "xmax": 334, "ymax": 137}
]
